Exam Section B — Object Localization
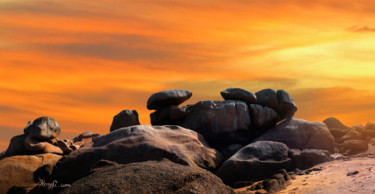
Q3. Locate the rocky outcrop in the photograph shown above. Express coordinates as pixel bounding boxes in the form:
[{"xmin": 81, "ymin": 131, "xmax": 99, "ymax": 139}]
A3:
[
  {"xmin": 110, "ymin": 110, "xmax": 140, "ymax": 132},
  {"xmin": 220, "ymin": 88, "xmax": 257, "ymax": 104},
  {"xmin": 150, "ymin": 105, "xmax": 191, "ymax": 125},
  {"xmin": 52, "ymin": 125, "xmax": 222, "ymax": 184},
  {"xmin": 147, "ymin": 89, "xmax": 192, "ymax": 110},
  {"xmin": 73, "ymin": 131, "xmax": 100, "ymax": 146},
  {"xmin": 60, "ymin": 160, "xmax": 234, "ymax": 194},
  {"xmin": 0, "ymin": 153, "xmax": 62, "ymax": 194},
  {"xmin": 216, "ymin": 141, "xmax": 292, "ymax": 187},
  {"xmin": 254, "ymin": 118, "xmax": 335, "ymax": 153},
  {"xmin": 249, "ymin": 104, "xmax": 278, "ymax": 132},
  {"xmin": 288, "ymin": 149, "xmax": 333, "ymax": 170}
]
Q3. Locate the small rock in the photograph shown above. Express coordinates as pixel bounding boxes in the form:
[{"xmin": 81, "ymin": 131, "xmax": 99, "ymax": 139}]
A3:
[
  {"xmin": 24, "ymin": 117, "xmax": 61, "ymax": 140},
  {"xmin": 110, "ymin": 110, "xmax": 140, "ymax": 132},
  {"xmin": 347, "ymin": 170, "xmax": 359, "ymax": 176}
]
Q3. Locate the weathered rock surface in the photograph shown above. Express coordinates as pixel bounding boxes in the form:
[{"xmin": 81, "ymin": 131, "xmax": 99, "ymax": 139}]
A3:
[
  {"xmin": 288, "ymin": 149, "xmax": 333, "ymax": 170},
  {"xmin": 323, "ymin": 117, "xmax": 349, "ymax": 130},
  {"xmin": 110, "ymin": 109, "xmax": 140, "ymax": 132},
  {"xmin": 255, "ymin": 89, "xmax": 278, "ymax": 110},
  {"xmin": 181, "ymin": 100, "xmax": 252, "ymax": 148},
  {"xmin": 216, "ymin": 141, "xmax": 292, "ymax": 187},
  {"xmin": 57, "ymin": 139, "xmax": 80, "ymax": 154},
  {"xmin": 220, "ymin": 88, "xmax": 257, "ymax": 104},
  {"xmin": 73, "ymin": 131, "xmax": 100, "ymax": 144},
  {"xmin": 276, "ymin": 89, "xmax": 297, "ymax": 120},
  {"xmin": 254, "ymin": 118, "xmax": 335, "ymax": 153},
  {"xmin": 0, "ymin": 135, "xmax": 28, "ymax": 159},
  {"xmin": 249, "ymin": 104, "xmax": 278, "ymax": 132},
  {"xmin": 24, "ymin": 136, "xmax": 63, "ymax": 154},
  {"xmin": 147, "ymin": 89, "xmax": 192, "ymax": 110},
  {"xmin": 337, "ymin": 125, "xmax": 365, "ymax": 143},
  {"xmin": 24, "ymin": 116, "xmax": 61, "ymax": 140},
  {"xmin": 52, "ymin": 125, "xmax": 222, "ymax": 184},
  {"xmin": 60, "ymin": 160, "xmax": 234, "ymax": 194},
  {"xmin": 0, "ymin": 153, "xmax": 62, "ymax": 194}
]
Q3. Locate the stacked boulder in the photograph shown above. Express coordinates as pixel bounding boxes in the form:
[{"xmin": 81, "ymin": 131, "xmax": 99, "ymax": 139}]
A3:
[
  {"xmin": 147, "ymin": 89, "xmax": 193, "ymax": 125},
  {"xmin": 324, "ymin": 117, "xmax": 373, "ymax": 155},
  {"xmin": 110, "ymin": 109, "xmax": 140, "ymax": 132},
  {"xmin": 147, "ymin": 88, "xmax": 297, "ymax": 148}
]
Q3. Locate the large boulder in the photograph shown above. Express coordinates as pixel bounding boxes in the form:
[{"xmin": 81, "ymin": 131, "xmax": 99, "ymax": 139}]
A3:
[
  {"xmin": 254, "ymin": 118, "xmax": 335, "ymax": 153},
  {"xmin": 0, "ymin": 153, "xmax": 62, "ymax": 194},
  {"xmin": 276, "ymin": 90, "xmax": 297, "ymax": 120},
  {"xmin": 323, "ymin": 117, "xmax": 349, "ymax": 130},
  {"xmin": 51, "ymin": 125, "xmax": 222, "ymax": 184},
  {"xmin": 110, "ymin": 110, "xmax": 140, "ymax": 132},
  {"xmin": 181, "ymin": 100, "xmax": 251, "ymax": 147},
  {"xmin": 255, "ymin": 89, "xmax": 278, "ymax": 111},
  {"xmin": 147, "ymin": 89, "xmax": 192, "ymax": 110},
  {"xmin": 288, "ymin": 149, "xmax": 333, "ymax": 170},
  {"xmin": 216, "ymin": 141, "xmax": 292, "ymax": 187},
  {"xmin": 220, "ymin": 88, "xmax": 257, "ymax": 104},
  {"xmin": 248, "ymin": 104, "xmax": 278, "ymax": 132},
  {"xmin": 60, "ymin": 160, "xmax": 234, "ymax": 194},
  {"xmin": 24, "ymin": 116, "xmax": 61, "ymax": 140}
]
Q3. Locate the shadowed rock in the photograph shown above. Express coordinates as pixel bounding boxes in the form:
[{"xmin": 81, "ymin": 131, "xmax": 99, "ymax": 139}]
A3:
[
  {"xmin": 150, "ymin": 105, "xmax": 191, "ymax": 125},
  {"xmin": 51, "ymin": 125, "xmax": 222, "ymax": 184},
  {"xmin": 216, "ymin": 141, "xmax": 292, "ymax": 187},
  {"xmin": 147, "ymin": 89, "xmax": 192, "ymax": 110},
  {"xmin": 60, "ymin": 160, "xmax": 234, "ymax": 194},
  {"xmin": 249, "ymin": 104, "xmax": 278, "ymax": 132},
  {"xmin": 255, "ymin": 89, "xmax": 278, "ymax": 111},
  {"xmin": 323, "ymin": 117, "xmax": 349, "ymax": 130},
  {"xmin": 110, "ymin": 110, "xmax": 140, "ymax": 132},
  {"xmin": 288, "ymin": 149, "xmax": 333, "ymax": 170},
  {"xmin": 337, "ymin": 140, "xmax": 368, "ymax": 155},
  {"xmin": 276, "ymin": 90, "xmax": 297, "ymax": 120},
  {"xmin": 220, "ymin": 88, "xmax": 257, "ymax": 104},
  {"xmin": 254, "ymin": 118, "xmax": 335, "ymax": 153}
]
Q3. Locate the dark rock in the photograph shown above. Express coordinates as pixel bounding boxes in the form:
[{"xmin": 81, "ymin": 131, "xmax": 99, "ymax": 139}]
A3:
[
  {"xmin": 323, "ymin": 117, "xmax": 349, "ymax": 130},
  {"xmin": 110, "ymin": 110, "xmax": 140, "ymax": 132},
  {"xmin": 288, "ymin": 149, "xmax": 333, "ymax": 170},
  {"xmin": 249, "ymin": 104, "xmax": 278, "ymax": 132},
  {"xmin": 150, "ymin": 105, "xmax": 191, "ymax": 125},
  {"xmin": 255, "ymin": 89, "xmax": 278, "ymax": 110},
  {"xmin": 0, "ymin": 135, "xmax": 28, "ymax": 159},
  {"xmin": 254, "ymin": 118, "xmax": 335, "ymax": 153},
  {"xmin": 181, "ymin": 100, "xmax": 251, "ymax": 148},
  {"xmin": 52, "ymin": 125, "xmax": 222, "ymax": 184},
  {"xmin": 337, "ymin": 140, "xmax": 369, "ymax": 155},
  {"xmin": 216, "ymin": 141, "xmax": 292, "ymax": 187},
  {"xmin": 221, "ymin": 144, "xmax": 243, "ymax": 160},
  {"xmin": 56, "ymin": 139, "xmax": 79, "ymax": 154},
  {"xmin": 147, "ymin": 89, "xmax": 192, "ymax": 110},
  {"xmin": 347, "ymin": 170, "xmax": 359, "ymax": 176},
  {"xmin": 60, "ymin": 160, "xmax": 234, "ymax": 194},
  {"xmin": 244, "ymin": 169, "xmax": 291, "ymax": 193},
  {"xmin": 24, "ymin": 117, "xmax": 61, "ymax": 140},
  {"xmin": 276, "ymin": 90, "xmax": 297, "ymax": 120},
  {"xmin": 220, "ymin": 88, "xmax": 257, "ymax": 104},
  {"xmin": 363, "ymin": 122, "xmax": 375, "ymax": 137}
]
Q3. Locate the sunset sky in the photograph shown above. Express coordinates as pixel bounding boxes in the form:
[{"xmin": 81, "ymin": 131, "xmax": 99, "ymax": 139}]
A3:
[{"xmin": 1, "ymin": 0, "xmax": 375, "ymax": 151}]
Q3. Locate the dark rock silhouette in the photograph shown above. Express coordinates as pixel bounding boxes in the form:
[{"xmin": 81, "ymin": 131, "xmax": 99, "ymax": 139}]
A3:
[
  {"xmin": 323, "ymin": 117, "xmax": 350, "ymax": 130},
  {"xmin": 255, "ymin": 88, "xmax": 279, "ymax": 111},
  {"xmin": 109, "ymin": 109, "xmax": 140, "ymax": 132},
  {"xmin": 216, "ymin": 141, "xmax": 292, "ymax": 187},
  {"xmin": 288, "ymin": 149, "xmax": 333, "ymax": 170},
  {"xmin": 147, "ymin": 89, "xmax": 192, "ymax": 110},
  {"xmin": 254, "ymin": 118, "xmax": 335, "ymax": 153},
  {"xmin": 52, "ymin": 125, "xmax": 222, "ymax": 184},
  {"xmin": 249, "ymin": 104, "xmax": 278, "ymax": 131},
  {"xmin": 220, "ymin": 88, "xmax": 257, "ymax": 104},
  {"xmin": 60, "ymin": 159, "xmax": 234, "ymax": 194},
  {"xmin": 276, "ymin": 89, "xmax": 297, "ymax": 119}
]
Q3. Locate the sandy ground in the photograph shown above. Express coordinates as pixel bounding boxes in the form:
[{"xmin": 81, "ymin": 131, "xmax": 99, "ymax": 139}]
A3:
[{"xmin": 279, "ymin": 146, "xmax": 375, "ymax": 194}]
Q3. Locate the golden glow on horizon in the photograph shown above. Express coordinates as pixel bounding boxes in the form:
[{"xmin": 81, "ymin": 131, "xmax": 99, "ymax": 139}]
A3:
[{"xmin": 1, "ymin": 0, "xmax": 375, "ymax": 150}]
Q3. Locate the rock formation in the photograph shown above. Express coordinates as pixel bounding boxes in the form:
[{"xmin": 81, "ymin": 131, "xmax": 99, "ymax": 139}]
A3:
[{"xmin": 109, "ymin": 109, "xmax": 140, "ymax": 132}]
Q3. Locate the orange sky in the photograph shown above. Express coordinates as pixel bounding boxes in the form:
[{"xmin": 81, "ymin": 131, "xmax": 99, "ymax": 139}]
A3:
[{"xmin": 1, "ymin": 0, "xmax": 375, "ymax": 151}]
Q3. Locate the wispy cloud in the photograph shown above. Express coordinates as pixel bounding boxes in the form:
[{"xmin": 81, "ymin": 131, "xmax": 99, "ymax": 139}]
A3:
[{"xmin": 347, "ymin": 25, "xmax": 375, "ymax": 33}]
